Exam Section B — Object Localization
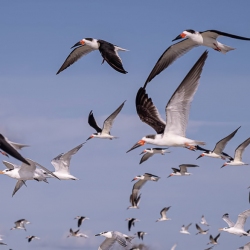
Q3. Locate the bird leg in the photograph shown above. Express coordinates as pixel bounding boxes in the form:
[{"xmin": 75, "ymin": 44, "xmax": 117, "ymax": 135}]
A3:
[
  {"xmin": 101, "ymin": 58, "xmax": 105, "ymax": 64},
  {"xmin": 184, "ymin": 143, "xmax": 196, "ymax": 151},
  {"xmin": 213, "ymin": 43, "xmax": 221, "ymax": 52}
]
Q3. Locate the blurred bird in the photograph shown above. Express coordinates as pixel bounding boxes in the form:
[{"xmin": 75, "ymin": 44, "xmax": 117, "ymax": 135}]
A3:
[
  {"xmin": 135, "ymin": 231, "xmax": 147, "ymax": 240},
  {"xmin": 126, "ymin": 218, "xmax": 140, "ymax": 231},
  {"xmin": 201, "ymin": 215, "xmax": 209, "ymax": 226},
  {"xmin": 156, "ymin": 206, "xmax": 171, "ymax": 222},
  {"xmin": 237, "ymin": 242, "xmax": 250, "ymax": 250},
  {"xmin": 67, "ymin": 228, "xmax": 88, "ymax": 238},
  {"xmin": 74, "ymin": 216, "xmax": 89, "ymax": 228},
  {"xmin": 180, "ymin": 223, "xmax": 192, "ymax": 234},
  {"xmin": 10, "ymin": 219, "xmax": 30, "ymax": 231},
  {"xmin": 207, "ymin": 233, "xmax": 220, "ymax": 245},
  {"xmin": 139, "ymin": 148, "xmax": 170, "ymax": 164},
  {"xmin": 26, "ymin": 236, "xmax": 40, "ymax": 243},
  {"xmin": 195, "ymin": 224, "xmax": 209, "ymax": 235},
  {"xmin": 167, "ymin": 164, "xmax": 199, "ymax": 177}
]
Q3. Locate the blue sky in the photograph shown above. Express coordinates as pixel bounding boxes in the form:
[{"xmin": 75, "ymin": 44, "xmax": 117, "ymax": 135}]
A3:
[{"xmin": 0, "ymin": 1, "xmax": 250, "ymax": 249}]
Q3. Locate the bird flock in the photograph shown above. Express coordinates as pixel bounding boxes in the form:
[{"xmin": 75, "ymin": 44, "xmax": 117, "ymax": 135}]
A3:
[{"xmin": 0, "ymin": 29, "xmax": 250, "ymax": 249}]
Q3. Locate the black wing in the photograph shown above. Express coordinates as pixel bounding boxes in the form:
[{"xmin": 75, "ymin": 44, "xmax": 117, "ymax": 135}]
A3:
[
  {"xmin": 88, "ymin": 111, "xmax": 102, "ymax": 133},
  {"xmin": 201, "ymin": 30, "xmax": 250, "ymax": 40}
]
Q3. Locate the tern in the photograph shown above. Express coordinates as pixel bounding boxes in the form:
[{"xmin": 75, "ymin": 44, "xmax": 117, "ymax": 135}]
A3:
[
  {"xmin": 74, "ymin": 216, "xmax": 89, "ymax": 228},
  {"xmin": 50, "ymin": 143, "xmax": 84, "ymax": 180},
  {"xmin": 95, "ymin": 231, "xmax": 134, "ymax": 250},
  {"xmin": 201, "ymin": 215, "xmax": 209, "ymax": 226},
  {"xmin": 1, "ymin": 159, "xmax": 58, "ymax": 196},
  {"xmin": 207, "ymin": 233, "xmax": 220, "ymax": 245},
  {"xmin": 87, "ymin": 101, "xmax": 125, "ymax": 140},
  {"xmin": 237, "ymin": 242, "xmax": 250, "ymax": 250},
  {"xmin": 196, "ymin": 127, "xmax": 240, "ymax": 160},
  {"xmin": 57, "ymin": 38, "xmax": 128, "ymax": 75},
  {"xmin": 219, "ymin": 209, "xmax": 250, "ymax": 235},
  {"xmin": 126, "ymin": 218, "xmax": 140, "ymax": 231},
  {"xmin": 67, "ymin": 228, "xmax": 88, "ymax": 238},
  {"xmin": 156, "ymin": 206, "xmax": 171, "ymax": 222},
  {"xmin": 135, "ymin": 231, "xmax": 147, "ymax": 240},
  {"xmin": 127, "ymin": 51, "xmax": 208, "ymax": 153},
  {"xmin": 195, "ymin": 224, "xmax": 209, "ymax": 235},
  {"xmin": 26, "ymin": 236, "xmax": 40, "ymax": 242},
  {"xmin": 0, "ymin": 134, "xmax": 30, "ymax": 165},
  {"xmin": 128, "ymin": 173, "xmax": 160, "ymax": 209},
  {"xmin": 143, "ymin": 30, "xmax": 250, "ymax": 87},
  {"xmin": 167, "ymin": 164, "xmax": 199, "ymax": 177},
  {"xmin": 10, "ymin": 219, "xmax": 30, "ymax": 231},
  {"xmin": 139, "ymin": 148, "xmax": 170, "ymax": 164},
  {"xmin": 180, "ymin": 223, "xmax": 192, "ymax": 234},
  {"xmin": 222, "ymin": 137, "xmax": 250, "ymax": 167}
]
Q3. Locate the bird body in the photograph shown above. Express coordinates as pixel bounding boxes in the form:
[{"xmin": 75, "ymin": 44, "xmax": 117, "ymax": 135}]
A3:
[
  {"xmin": 67, "ymin": 228, "xmax": 88, "ymax": 238},
  {"xmin": 11, "ymin": 219, "xmax": 30, "ymax": 231},
  {"xmin": 180, "ymin": 223, "xmax": 192, "ymax": 234}
]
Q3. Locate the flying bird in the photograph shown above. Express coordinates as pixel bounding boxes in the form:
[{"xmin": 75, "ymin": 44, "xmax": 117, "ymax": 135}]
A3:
[
  {"xmin": 171, "ymin": 244, "xmax": 177, "ymax": 250},
  {"xmin": 26, "ymin": 236, "xmax": 40, "ymax": 243},
  {"xmin": 156, "ymin": 206, "xmax": 171, "ymax": 222},
  {"xmin": 67, "ymin": 228, "xmax": 88, "ymax": 238},
  {"xmin": 207, "ymin": 233, "xmax": 220, "ymax": 245},
  {"xmin": 95, "ymin": 231, "xmax": 134, "ymax": 250},
  {"xmin": 127, "ymin": 51, "xmax": 208, "ymax": 153},
  {"xmin": 139, "ymin": 148, "xmax": 170, "ymax": 164},
  {"xmin": 87, "ymin": 101, "xmax": 125, "ymax": 140},
  {"xmin": 219, "ymin": 209, "xmax": 250, "ymax": 235},
  {"xmin": 180, "ymin": 223, "xmax": 192, "ymax": 234},
  {"xmin": 195, "ymin": 224, "xmax": 209, "ymax": 235},
  {"xmin": 196, "ymin": 127, "xmax": 240, "ymax": 160},
  {"xmin": 135, "ymin": 231, "xmax": 147, "ymax": 240},
  {"xmin": 126, "ymin": 218, "xmax": 140, "ymax": 231},
  {"xmin": 50, "ymin": 143, "xmax": 84, "ymax": 180},
  {"xmin": 201, "ymin": 215, "xmax": 209, "ymax": 226},
  {"xmin": 10, "ymin": 219, "xmax": 30, "ymax": 231},
  {"xmin": 144, "ymin": 29, "xmax": 250, "ymax": 87},
  {"xmin": 237, "ymin": 242, "xmax": 250, "ymax": 250},
  {"xmin": 167, "ymin": 164, "xmax": 199, "ymax": 177},
  {"xmin": 222, "ymin": 137, "xmax": 250, "ymax": 167},
  {"xmin": 127, "ymin": 193, "xmax": 141, "ymax": 210},
  {"xmin": 57, "ymin": 38, "xmax": 128, "ymax": 75},
  {"xmin": 74, "ymin": 216, "xmax": 89, "ymax": 228}
]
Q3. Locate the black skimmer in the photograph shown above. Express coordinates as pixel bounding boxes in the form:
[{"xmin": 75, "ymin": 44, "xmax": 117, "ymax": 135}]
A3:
[
  {"xmin": 57, "ymin": 38, "xmax": 128, "ymax": 75},
  {"xmin": 139, "ymin": 148, "xmax": 170, "ymax": 164},
  {"xmin": 195, "ymin": 224, "xmax": 209, "ymax": 235},
  {"xmin": 222, "ymin": 137, "xmax": 250, "ymax": 167},
  {"xmin": 74, "ymin": 216, "xmax": 89, "ymax": 228},
  {"xmin": 167, "ymin": 164, "xmax": 199, "ymax": 177},
  {"xmin": 219, "ymin": 209, "xmax": 250, "ymax": 236},
  {"xmin": 95, "ymin": 231, "xmax": 134, "ymax": 250},
  {"xmin": 126, "ymin": 218, "xmax": 140, "ymax": 231},
  {"xmin": 127, "ymin": 51, "xmax": 208, "ymax": 153},
  {"xmin": 180, "ymin": 223, "xmax": 192, "ymax": 234},
  {"xmin": 144, "ymin": 30, "xmax": 250, "ymax": 87},
  {"xmin": 87, "ymin": 101, "xmax": 125, "ymax": 140},
  {"xmin": 127, "ymin": 193, "xmax": 141, "ymax": 210},
  {"xmin": 135, "ymin": 231, "xmax": 147, "ymax": 240},
  {"xmin": 201, "ymin": 215, "xmax": 209, "ymax": 226},
  {"xmin": 0, "ymin": 134, "xmax": 30, "ymax": 165},
  {"xmin": 26, "ymin": 236, "xmax": 40, "ymax": 242},
  {"xmin": 196, "ymin": 127, "xmax": 240, "ymax": 160},
  {"xmin": 156, "ymin": 206, "xmax": 171, "ymax": 222},
  {"xmin": 207, "ymin": 233, "xmax": 220, "ymax": 245},
  {"xmin": 50, "ymin": 143, "xmax": 84, "ymax": 180},
  {"xmin": 10, "ymin": 219, "xmax": 30, "ymax": 231},
  {"xmin": 67, "ymin": 228, "xmax": 88, "ymax": 238}
]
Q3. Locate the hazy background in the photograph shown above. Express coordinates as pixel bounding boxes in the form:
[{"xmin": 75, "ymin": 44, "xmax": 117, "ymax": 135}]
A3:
[{"xmin": 0, "ymin": 1, "xmax": 250, "ymax": 249}]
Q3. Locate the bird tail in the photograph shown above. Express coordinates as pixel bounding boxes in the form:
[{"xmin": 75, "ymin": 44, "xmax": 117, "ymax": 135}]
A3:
[
  {"xmin": 114, "ymin": 46, "xmax": 129, "ymax": 52},
  {"xmin": 218, "ymin": 42, "xmax": 235, "ymax": 54}
]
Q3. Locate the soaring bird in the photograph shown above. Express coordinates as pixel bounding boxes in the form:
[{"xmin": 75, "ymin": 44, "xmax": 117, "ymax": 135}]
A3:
[
  {"xmin": 127, "ymin": 51, "xmax": 208, "ymax": 153},
  {"xmin": 167, "ymin": 164, "xmax": 199, "ymax": 177},
  {"xmin": 144, "ymin": 29, "xmax": 250, "ymax": 87},
  {"xmin": 57, "ymin": 38, "xmax": 128, "ymax": 74}
]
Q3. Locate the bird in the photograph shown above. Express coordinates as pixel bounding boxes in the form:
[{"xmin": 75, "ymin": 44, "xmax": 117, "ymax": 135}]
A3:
[
  {"xmin": 74, "ymin": 216, "xmax": 89, "ymax": 228},
  {"xmin": 156, "ymin": 206, "xmax": 171, "ymax": 222},
  {"xmin": 219, "ymin": 209, "xmax": 250, "ymax": 235},
  {"xmin": 0, "ymin": 134, "xmax": 30, "ymax": 165},
  {"xmin": 167, "ymin": 164, "xmax": 199, "ymax": 177},
  {"xmin": 143, "ymin": 29, "xmax": 250, "ymax": 87},
  {"xmin": 171, "ymin": 244, "xmax": 177, "ymax": 250},
  {"xmin": 139, "ymin": 148, "xmax": 170, "ymax": 164},
  {"xmin": 207, "ymin": 233, "xmax": 220, "ymax": 245},
  {"xmin": 67, "ymin": 228, "xmax": 88, "ymax": 238},
  {"xmin": 50, "ymin": 143, "xmax": 84, "ymax": 180},
  {"xmin": 87, "ymin": 101, "xmax": 125, "ymax": 140},
  {"xmin": 201, "ymin": 215, "xmax": 209, "ymax": 226},
  {"xmin": 128, "ymin": 173, "xmax": 160, "ymax": 209},
  {"xmin": 126, "ymin": 218, "xmax": 140, "ymax": 231},
  {"xmin": 180, "ymin": 223, "xmax": 192, "ymax": 234},
  {"xmin": 0, "ymin": 159, "xmax": 58, "ymax": 196},
  {"xmin": 126, "ymin": 51, "xmax": 208, "ymax": 153},
  {"xmin": 135, "ymin": 231, "xmax": 147, "ymax": 240},
  {"xmin": 222, "ymin": 137, "xmax": 250, "ymax": 167},
  {"xmin": 10, "ymin": 219, "xmax": 30, "ymax": 231},
  {"xmin": 195, "ymin": 224, "xmax": 209, "ymax": 235},
  {"xmin": 196, "ymin": 127, "xmax": 240, "ymax": 160},
  {"xmin": 56, "ymin": 38, "xmax": 128, "ymax": 75},
  {"xmin": 237, "ymin": 242, "xmax": 250, "ymax": 250},
  {"xmin": 26, "ymin": 236, "xmax": 40, "ymax": 243},
  {"xmin": 0, "ymin": 242, "xmax": 7, "ymax": 246},
  {"xmin": 204, "ymin": 247, "xmax": 214, "ymax": 250},
  {"xmin": 95, "ymin": 231, "xmax": 134, "ymax": 250}
]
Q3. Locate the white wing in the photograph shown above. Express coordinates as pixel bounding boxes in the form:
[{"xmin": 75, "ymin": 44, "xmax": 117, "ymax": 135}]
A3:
[
  {"xmin": 222, "ymin": 213, "xmax": 235, "ymax": 227},
  {"xmin": 2, "ymin": 161, "xmax": 16, "ymax": 170},
  {"xmin": 20, "ymin": 159, "xmax": 36, "ymax": 172},
  {"xmin": 171, "ymin": 243, "xmax": 177, "ymax": 250},
  {"xmin": 164, "ymin": 51, "xmax": 208, "ymax": 137},
  {"xmin": 235, "ymin": 209, "xmax": 250, "ymax": 230},
  {"xmin": 98, "ymin": 238, "xmax": 116, "ymax": 250},
  {"xmin": 234, "ymin": 137, "xmax": 250, "ymax": 162}
]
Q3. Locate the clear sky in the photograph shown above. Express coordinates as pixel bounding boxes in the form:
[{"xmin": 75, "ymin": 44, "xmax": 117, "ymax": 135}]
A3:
[{"xmin": 0, "ymin": 1, "xmax": 250, "ymax": 249}]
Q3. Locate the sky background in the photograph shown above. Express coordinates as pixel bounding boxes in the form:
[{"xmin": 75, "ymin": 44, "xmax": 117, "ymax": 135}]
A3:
[{"xmin": 0, "ymin": 1, "xmax": 250, "ymax": 249}]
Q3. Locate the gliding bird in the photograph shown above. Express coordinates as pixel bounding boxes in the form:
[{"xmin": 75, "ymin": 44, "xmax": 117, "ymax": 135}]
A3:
[
  {"xmin": 167, "ymin": 164, "xmax": 199, "ymax": 177},
  {"xmin": 156, "ymin": 206, "xmax": 171, "ymax": 222},
  {"xmin": 180, "ymin": 223, "xmax": 192, "ymax": 234},
  {"xmin": 207, "ymin": 233, "xmax": 220, "ymax": 245},
  {"xmin": 11, "ymin": 219, "xmax": 30, "ymax": 231},
  {"xmin": 195, "ymin": 224, "xmax": 209, "ymax": 235}
]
